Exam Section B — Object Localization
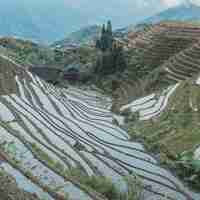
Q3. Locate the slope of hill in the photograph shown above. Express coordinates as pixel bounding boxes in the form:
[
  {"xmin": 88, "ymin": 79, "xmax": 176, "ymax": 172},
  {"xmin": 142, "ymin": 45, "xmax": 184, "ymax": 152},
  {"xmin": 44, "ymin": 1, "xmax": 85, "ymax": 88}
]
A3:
[
  {"xmin": 0, "ymin": 1, "xmax": 82, "ymax": 43},
  {"xmin": 121, "ymin": 79, "xmax": 200, "ymax": 156},
  {"xmin": 52, "ymin": 25, "xmax": 101, "ymax": 48},
  {"xmin": 0, "ymin": 55, "xmax": 197, "ymax": 200},
  {"xmin": 0, "ymin": 36, "xmax": 100, "ymax": 87},
  {"xmin": 162, "ymin": 41, "xmax": 200, "ymax": 82},
  {"xmin": 125, "ymin": 78, "xmax": 200, "ymax": 190},
  {"xmin": 0, "ymin": 37, "xmax": 55, "ymax": 67},
  {"xmin": 110, "ymin": 21, "xmax": 200, "ymax": 110},
  {"xmin": 144, "ymin": 2, "xmax": 200, "ymax": 24},
  {"xmin": 0, "ymin": 169, "xmax": 41, "ymax": 200}
]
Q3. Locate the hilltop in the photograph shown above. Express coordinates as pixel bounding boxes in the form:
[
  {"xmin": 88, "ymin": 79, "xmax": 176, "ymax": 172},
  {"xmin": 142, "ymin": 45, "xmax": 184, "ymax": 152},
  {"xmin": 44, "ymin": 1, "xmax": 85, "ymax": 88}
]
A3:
[
  {"xmin": 144, "ymin": 2, "xmax": 200, "ymax": 24},
  {"xmin": 52, "ymin": 25, "xmax": 101, "ymax": 48}
]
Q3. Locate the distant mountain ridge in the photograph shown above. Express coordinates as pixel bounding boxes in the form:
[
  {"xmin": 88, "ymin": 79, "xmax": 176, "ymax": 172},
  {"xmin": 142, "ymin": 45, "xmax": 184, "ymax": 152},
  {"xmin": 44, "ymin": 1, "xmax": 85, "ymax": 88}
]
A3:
[
  {"xmin": 1, "ymin": 1, "xmax": 199, "ymax": 44},
  {"xmin": 0, "ymin": 0, "xmax": 166, "ymax": 44},
  {"xmin": 53, "ymin": 2, "xmax": 200, "ymax": 49},
  {"xmin": 52, "ymin": 23, "xmax": 149, "ymax": 48},
  {"xmin": 144, "ymin": 2, "xmax": 200, "ymax": 24},
  {"xmin": 52, "ymin": 25, "xmax": 101, "ymax": 48},
  {"xmin": 0, "ymin": 0, "xmax": 105, "ymax": 44}
]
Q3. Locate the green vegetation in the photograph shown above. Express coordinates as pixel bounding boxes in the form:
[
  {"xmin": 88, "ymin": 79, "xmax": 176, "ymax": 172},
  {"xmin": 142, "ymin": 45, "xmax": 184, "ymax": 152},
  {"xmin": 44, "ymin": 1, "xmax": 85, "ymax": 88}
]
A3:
[
  {"xmin": 31, "ymin": 142, "xmax": 143, "ymax": 200},
  {"xmin": 53, "ymin": 25, "xmax": 101, "ymax": 48},
  {"xmin": 69, "ymin": 172, "xmax": 143, "ymax": 200},
  {"xmin": 175, "ymin": 150, "xmax": 200, "ymax": 190},
  {"xmin": 80, "ymin": 175, "xmax": 143, "ymax": 200},
  {"xmin": 0, "ymin": 37, "xmax": 55, "ymax": 66},
  {"xmin": 97, "ymin": 21, "xmax": 200, "ymax": 108},
  {"xmin": 94, "ymin": 20, "xmax": 127, "ymax": 93},
  {"xmin": 122, "ymin": 175, "xmax": 143, "ymax": 200},
  {"xmin": 0, "ymin": 37, "xmax": 99, "ymax": 84},
  {"xmin": 127, "ymin": 80, "xmax": 200, "ymax": 189},
  {"xmin": 78, "ymin": 175, "xmax": 120, "ymax": 200},
  {"xmin": 95, "ymin": 44, "xmax": 126, "ymax": 76},
  {"xmin": 0, "ymin": 37, "xmax": 97, "ymax": 70},
  {"xmin": 96, "ymin": 21, "xmax": 113, "ymax": 52}
]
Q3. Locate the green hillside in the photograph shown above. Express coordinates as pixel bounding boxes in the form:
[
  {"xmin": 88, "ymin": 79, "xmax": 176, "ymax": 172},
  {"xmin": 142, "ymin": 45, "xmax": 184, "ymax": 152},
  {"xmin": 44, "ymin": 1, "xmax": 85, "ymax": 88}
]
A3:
[
  {"xmin": 52, "ymin": 25, "xmax": 101, "ymax": 48},
  {"xmin": 126, "ymin": 79, "xmax": 200, "ymax": 189}
]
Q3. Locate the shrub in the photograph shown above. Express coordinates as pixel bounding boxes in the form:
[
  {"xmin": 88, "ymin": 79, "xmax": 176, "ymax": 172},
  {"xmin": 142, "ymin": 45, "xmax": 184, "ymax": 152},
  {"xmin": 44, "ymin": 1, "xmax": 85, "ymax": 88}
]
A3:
[
  {"xmin": 77, "ymin": 175, "xmax": 120, "ymax": 200},
  {"xmin": 121, "ymin": 175, "xmax": 143, "ymax": 200}
]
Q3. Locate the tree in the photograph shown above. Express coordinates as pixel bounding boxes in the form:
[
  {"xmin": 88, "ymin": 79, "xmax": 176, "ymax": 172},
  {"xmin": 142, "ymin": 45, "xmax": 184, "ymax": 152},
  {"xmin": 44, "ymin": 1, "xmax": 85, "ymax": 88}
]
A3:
[
  {"xmin": 95, "ymin": 20, "xmax": 126, "ymax": 76},
  {"xmin": 99, "ymin": 24, "xmax": 107, "ymax": 51},
  {"xmin": 102, "ymin": 24, "xmax": 106, "ymax": 35},
  {"xmin": 95, "ymin": 39, "xmax": 101, "ymax": 49},
  {"xmin": 96, "ymin": 21, "xmax": 113, "ymax": 51},
  {"xmin": 115, "ymin": 45, "xmax": 126, "ymax": 72},
  {"xmin": 106, "ymin": 20, "xmax": 112, "ymax": 36},
  {"xmin": 106, "ymin": 20, "xmax": 113, "ymax": 50}
]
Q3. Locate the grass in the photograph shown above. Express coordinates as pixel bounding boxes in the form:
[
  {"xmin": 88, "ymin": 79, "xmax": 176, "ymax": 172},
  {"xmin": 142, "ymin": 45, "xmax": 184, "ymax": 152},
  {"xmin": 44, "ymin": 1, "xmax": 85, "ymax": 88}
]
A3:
[
  {"xmin": 78, "ymin": 174, "xmax": 143, "ymax": 200},
  {"xmin": 30, "ymin": 142, "xmax": 144, "ymax": 199},
  {"xmin": 80, "ymin": 175, "xmax": 120, "ymax": 200},
  {"xmin": 66, "ymin": 167, "xmax": 143, "ymax": 200},
  {"xmin": 122, "ymin": 175, "xmax": 143, "ymax": 200},
  {"xmin": 31, "ymin": 143, "xmax": 56, "ymax": 167},
  {"xmin": 129, "ymin": 80, "xmax": 200, "ymax": 154},
  {"xmin": 127, "ymin": 80, "xmax": 200, "ymax": 190},
  {"xmin": 175, "ymin": 151, "xmax": 200, "ymax": 190}
]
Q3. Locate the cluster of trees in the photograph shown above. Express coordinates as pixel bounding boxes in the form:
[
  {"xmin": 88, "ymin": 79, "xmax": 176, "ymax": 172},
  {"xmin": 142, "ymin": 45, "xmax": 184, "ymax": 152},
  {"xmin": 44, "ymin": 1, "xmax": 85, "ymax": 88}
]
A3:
[
  {"xmin": 95, "ymin": 21, "xmax": 127, "ymax": 76},
  {"xmin": 96, "ymin": 20, "xmax": 113, "ymax": 51}
]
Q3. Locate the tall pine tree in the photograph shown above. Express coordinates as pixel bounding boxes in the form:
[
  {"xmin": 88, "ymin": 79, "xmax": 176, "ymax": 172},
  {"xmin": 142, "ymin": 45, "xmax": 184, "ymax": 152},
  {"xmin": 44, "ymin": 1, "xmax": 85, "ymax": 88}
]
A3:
[
  {"xmin": 107, "ymin": 20, "xmax": 113, "ymax": 49},
  {"xmin": 96, "ymin": 21, "xmax": 113, "ymax": 51},
  {"xmin": 102, "ymin": 24, "xmax": 106, "ymax": 35},
  {"xmin": 101, "ymin": 24, "xmax": 107, "ymax": 51},
  {"xmin": 106, "ymin": 20, "xmax": 112, "ymax": 37}
]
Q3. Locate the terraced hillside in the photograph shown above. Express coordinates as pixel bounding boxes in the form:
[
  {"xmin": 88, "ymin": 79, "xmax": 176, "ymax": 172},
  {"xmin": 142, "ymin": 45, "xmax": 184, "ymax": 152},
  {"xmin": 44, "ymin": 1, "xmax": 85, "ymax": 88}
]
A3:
[
  {"xmin": 0, "ymin": 55, "xmax": 198, "ymax": 200},
  {"xmin": 0, "ymin": 55, "xmax": 29, "ymax": 95},
  {"xmin": 113, "ymin": 22, "xmax": 200, "ymax": 108},
  {"xmin": 123, "ymin": 78, "xmax": 200, "ymax": 190},
  {"xmin": 119, "ymin": 70, "xmax": 200, "ymax": 188},
  {"xmin": 0, "ymin": 37, "xmax": 48, "ymax": 66},
  {"xmin": 132, "ymin": 22, "xmax": 200, "ymax": 67},
  {"xmin": 163, "ymin": 41, "xmax": 200, "ymax": 83},
  {"xmin": 120, "ymin": 83, "xmax": 180, "ymax": 121},
  {"xmin": 126, "ymin": 77, "xmax": 200, "ymax": 153}
]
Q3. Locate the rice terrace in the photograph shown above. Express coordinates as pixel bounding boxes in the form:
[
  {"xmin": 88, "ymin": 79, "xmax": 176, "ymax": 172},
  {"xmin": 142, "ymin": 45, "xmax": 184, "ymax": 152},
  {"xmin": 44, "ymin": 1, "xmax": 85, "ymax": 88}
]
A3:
[{"xmin": 0, "ymin": 1, "xmax": 200, "ymax": 200}]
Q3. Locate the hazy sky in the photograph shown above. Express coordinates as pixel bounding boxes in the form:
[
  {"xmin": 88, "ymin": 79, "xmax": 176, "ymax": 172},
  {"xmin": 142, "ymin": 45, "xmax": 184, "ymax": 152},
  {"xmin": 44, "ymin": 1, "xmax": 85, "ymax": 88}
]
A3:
[
  {"xmin": 58, "ymin": 0, "xmax": 200, "ymax": 28},
  {"xmin": 0, "ymin": 0, "xmax": 199, "ymax": 42},
  {"xmin": 59, "ymin": 0, "xmax": 165, "ymax": 27},
  {"xmin": 62, "ymin": 0, "xmax": 200, "ymax": 8},
  {"xmin": 160, "ymin": 0, "xmax": 200, "ymax": 7},
  {"xmin": 21, "ymin": 0, "xmax": 200, "ymax": 34},
  {"xmin": 2, "ymin": 0, "xmax": 199, "ymax": 28},
  {"xmin": 5, "ymin": 0, "xmax": 198, "ymax": 26}
]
